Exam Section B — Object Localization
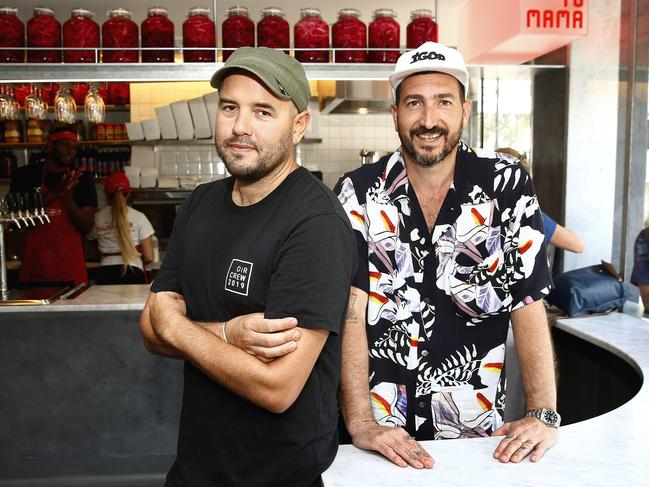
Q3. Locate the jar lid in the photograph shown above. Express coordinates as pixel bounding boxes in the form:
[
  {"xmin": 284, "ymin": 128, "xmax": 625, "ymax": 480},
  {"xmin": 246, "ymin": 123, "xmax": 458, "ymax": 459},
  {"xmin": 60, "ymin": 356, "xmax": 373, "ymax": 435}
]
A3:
[
  {"xmin": 261, "ymin": 7, "xmax": 285, "ymax": 17},
  {"xmin": 107, "ymin": 8, "xmax": 133, "ymax": 19},
  {"xmin": 410, "ymin": 9, "xmax": 433, "ymax": 20},
  {"xmin": 373, "ymin": 8, "xmax": 397, "ymax": 19},
  {"xmin": 71, "ymin": 7, "xmax": 95, "ymax": 18},
  {"xmin": 187, "ymin": 6, "xmax": 211, "ymax": 17},
  {"xmin": 0, "ymin": 6, "xmax": 18, "ymax": 15},
  {"xmin": 34, "ymin": 6, "xmax": 55, "ymax": 16},
  {"xmin": 299, "ymin": 8, "xmax": 321, "ymax": 18},
  {"xmin": 338, "ymin": 8, "xmax": 361, "ymax": 18},
  {"xmin": 147, "ymin": 6, "xmax": 168, "ymax": 16},
  {"xmin": 226, "ymin": 6, "xmax": 249, "ymax": 17}
]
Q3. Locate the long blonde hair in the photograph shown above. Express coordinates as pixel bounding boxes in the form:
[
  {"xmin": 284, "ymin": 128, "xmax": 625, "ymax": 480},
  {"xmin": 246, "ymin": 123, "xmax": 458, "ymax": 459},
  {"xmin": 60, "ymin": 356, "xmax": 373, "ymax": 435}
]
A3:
[{"xmin": 111, "ymin": 188, "xmax": 139, "ymax": 272}]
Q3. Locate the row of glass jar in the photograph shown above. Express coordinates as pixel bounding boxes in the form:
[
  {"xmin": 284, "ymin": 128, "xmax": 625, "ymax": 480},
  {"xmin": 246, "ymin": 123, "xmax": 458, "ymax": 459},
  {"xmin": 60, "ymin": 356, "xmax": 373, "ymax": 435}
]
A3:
[{"xmin": 0, "ymin": 6, "xmax": 438, "ymax": 64}]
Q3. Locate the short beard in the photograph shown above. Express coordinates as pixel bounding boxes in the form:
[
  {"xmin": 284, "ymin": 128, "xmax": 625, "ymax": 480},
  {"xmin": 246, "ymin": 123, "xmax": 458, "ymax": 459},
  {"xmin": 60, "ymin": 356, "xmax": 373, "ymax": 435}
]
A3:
[
  {"xmin": 399, "ymin": 123, "xmax": 462, "ymax": 167},
  {"xmin": 216, "ymin": 132, "xmax": 294, "ymax": 182}
]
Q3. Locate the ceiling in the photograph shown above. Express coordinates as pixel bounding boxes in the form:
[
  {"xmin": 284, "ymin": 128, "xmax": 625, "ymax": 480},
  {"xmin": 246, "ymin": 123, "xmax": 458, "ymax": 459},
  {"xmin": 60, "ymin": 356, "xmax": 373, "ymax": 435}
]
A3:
[{"xmin": 14, "ymin": 0, "xmax": 470, "ymax": 48}]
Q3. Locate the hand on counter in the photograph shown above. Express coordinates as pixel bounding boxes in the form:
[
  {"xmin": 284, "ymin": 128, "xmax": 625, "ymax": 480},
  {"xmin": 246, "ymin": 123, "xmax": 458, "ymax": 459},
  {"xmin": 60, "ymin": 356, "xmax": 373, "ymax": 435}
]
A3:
[
  {"xmin": 491, "ymin": 417, "xmax": 558, "ymax": 463},
  {"xmin": 224, "ymin": 313, "xmax": 300, "ymax": 363},
  {"xmin": 348, "ymin": 421, "xmax": 434, "ymax": 470}
]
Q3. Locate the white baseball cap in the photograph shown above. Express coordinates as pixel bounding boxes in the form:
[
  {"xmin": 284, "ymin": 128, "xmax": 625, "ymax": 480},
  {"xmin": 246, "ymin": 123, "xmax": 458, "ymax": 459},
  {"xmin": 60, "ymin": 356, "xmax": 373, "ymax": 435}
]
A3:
[{"xmin": 389, "ymin": 41, "xmax": 469, "ymax": 100}]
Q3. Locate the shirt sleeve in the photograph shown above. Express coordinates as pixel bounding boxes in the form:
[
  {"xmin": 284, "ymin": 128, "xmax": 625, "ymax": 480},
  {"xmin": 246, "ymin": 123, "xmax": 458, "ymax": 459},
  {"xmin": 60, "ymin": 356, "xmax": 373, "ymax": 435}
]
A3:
[
  {"xmin": 137, "ymin": 211, "xmax": 155, "ymax": 241},
  {"xmin": 541, "ymin": 211, "xmax": 558, "ymax": 243},
  {"xmin": 507, "ymin": 176, "xmax": 553, "ymax": 310},
  {"xmin": 264, "ymin": 213, "xmax": 357, "ymax": 335},
  {"xmin": 73, "ymin": 172, "xmax": 98, "ymax": 208},
  {"xmin": 333, "ymin": 175, "xmax": 370, "ymax": 293},
  {"xmin": 149, "ymin": 194, "xmax": 193, "ymax": 294}
]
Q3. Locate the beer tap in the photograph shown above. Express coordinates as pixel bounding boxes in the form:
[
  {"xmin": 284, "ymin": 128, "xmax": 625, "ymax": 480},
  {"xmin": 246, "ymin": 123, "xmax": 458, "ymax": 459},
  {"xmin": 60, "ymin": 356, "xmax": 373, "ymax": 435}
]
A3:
[
  {"xmin": 6, "ymin": 193, "xmax": 22, "ymax": 229},
  {"xmin": 21, "ymin": 193, "xmax": 36, "ymax": 227},
  {"xmin": 27, "ymin": 192, "xmax": 44, "ymax": 225},
  {"xmin": 34, "ymin": 190, "xmax": 50, "ymax": 224}
]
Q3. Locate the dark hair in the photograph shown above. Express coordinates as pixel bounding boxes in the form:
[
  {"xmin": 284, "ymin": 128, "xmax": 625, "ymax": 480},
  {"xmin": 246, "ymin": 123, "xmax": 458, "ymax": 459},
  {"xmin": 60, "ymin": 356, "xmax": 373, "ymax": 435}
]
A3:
[{"xmin": 395, "ymin": 77, "xmax": 466, "ymax": 105}]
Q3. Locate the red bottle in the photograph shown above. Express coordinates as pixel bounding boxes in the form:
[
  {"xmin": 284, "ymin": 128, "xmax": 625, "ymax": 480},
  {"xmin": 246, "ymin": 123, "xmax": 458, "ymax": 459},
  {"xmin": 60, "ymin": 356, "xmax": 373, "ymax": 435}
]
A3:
[
  {"xmin": 102, "ymin": 8, "xmax": 138, "ymax": 63},
  {"xmin": 221, "ymin": 6, "xmax": 254, "ymax": 62},
  {"xmin": 141, "ymin": 7, "xmax": 175, "ymax": 63},
  {"xmin": 407, "ymin": 9, "xmax": 438, "ymax": 48},
  {"xmin": 257, "ymin": 7, "xmax": 289, "ymax": 53},
  {"xmin": 63, "ymin": 8, "xmax": 100, "ymax": 63},
  {"xmin": 0, "ymin": 7, "xmax": 24, "ymax": 63},
  {"xmin": 183, "ymin": 7, "xmax": 216, "ymax": 63},
  {"xmin": 27, "ymin": 7, "xmax": 61, "ymax": 63},
  {"xmin": 332, "ymin": 8, "xmax": 366, "ymax": 63},
  {"xmin": 368, "ymin": 9, "xmax": 399, "ymax": 63},
  {"xmin": 294, "ymin": 8, "xmax": 329, "ymax": 63}
]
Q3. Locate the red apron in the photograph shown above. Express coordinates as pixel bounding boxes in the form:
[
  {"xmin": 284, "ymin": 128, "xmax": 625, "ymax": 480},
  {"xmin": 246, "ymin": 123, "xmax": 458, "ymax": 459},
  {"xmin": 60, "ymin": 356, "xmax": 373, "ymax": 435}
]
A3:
[{"xmin": 18, "ymin": 169, "xmax": 88, "ymax": 286}]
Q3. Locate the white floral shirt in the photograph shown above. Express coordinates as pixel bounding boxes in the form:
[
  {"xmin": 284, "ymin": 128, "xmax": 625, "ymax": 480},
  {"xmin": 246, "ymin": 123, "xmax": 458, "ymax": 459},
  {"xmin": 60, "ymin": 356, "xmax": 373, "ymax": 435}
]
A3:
[{"xmin": 335, "ymin": 142, "xmax": 552, "ymax": 440}]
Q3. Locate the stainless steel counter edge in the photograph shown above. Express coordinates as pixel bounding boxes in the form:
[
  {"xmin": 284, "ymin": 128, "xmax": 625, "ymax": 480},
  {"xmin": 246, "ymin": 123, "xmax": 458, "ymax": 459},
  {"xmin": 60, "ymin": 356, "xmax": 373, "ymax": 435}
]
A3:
[
  {"xmin": 0, "ymin": 284, "xmax": 150, "ymax": 313},
  {"xmin": 323, "ymin": 307, "xmax": 649, "ymax": 486}
]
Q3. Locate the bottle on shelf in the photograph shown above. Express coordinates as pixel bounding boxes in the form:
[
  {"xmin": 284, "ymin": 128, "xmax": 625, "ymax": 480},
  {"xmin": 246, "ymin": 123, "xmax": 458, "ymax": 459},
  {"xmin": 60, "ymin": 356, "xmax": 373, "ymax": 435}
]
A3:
[
  {"xmin": 0, "ymin": 6, "xmax": 25, "ymax": 63},
  {"xmin": 294, "ymin": 8, "xmax": 329, "ymax": 63},
  {"xmin": 257, "ymin": 7, "xmax": 289, "ymax": 53},
  {"xmin": 183, "ymin": 7, "xmax": 216, "ymax": 63},
  {"xmin": 221, "ymin": 6, "xmax": 254, "ymax": 62},
  {"xmin": 63, "ymin": 8, "xmax": 100, "ymax": 63},
  {"xmin": 27, "ymin": 7, "xmax": 62, "ymax": 63},
  {"xmin": 368, "ymin": 9, "xmax": 400, "ymax": 63},
  {"xmin": 406, "ymin": 9, "xmax": 438, "ymax": 48},
  {"xmin": 332, "ymin": 8, "xmax": 367, "ymax": 63},
  {"xmin": 141, "ymin": 7, "xmax": 174, "ymax": 63},
  {"xmin": 102, "ymin": 8, "xmax": 138, "ymax": 63}
]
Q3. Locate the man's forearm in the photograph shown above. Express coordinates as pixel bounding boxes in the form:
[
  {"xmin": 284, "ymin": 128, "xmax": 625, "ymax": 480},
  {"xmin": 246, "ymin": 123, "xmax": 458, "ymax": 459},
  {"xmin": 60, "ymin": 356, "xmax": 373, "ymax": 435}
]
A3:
[
  {"xmin": 511, "ymin": 300, "xmax": 557, "ymax": 410},
  {"xmin": 340, "ymin": 288, "xmax": 375, "ymax": 433}
]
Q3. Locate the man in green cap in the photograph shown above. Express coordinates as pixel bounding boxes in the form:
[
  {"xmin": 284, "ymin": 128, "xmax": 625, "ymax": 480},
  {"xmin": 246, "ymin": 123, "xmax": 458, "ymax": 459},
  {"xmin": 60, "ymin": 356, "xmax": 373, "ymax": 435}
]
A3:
[{"xmin": 140, "ymin": 47, "xmax": 357, "ymax": 486}]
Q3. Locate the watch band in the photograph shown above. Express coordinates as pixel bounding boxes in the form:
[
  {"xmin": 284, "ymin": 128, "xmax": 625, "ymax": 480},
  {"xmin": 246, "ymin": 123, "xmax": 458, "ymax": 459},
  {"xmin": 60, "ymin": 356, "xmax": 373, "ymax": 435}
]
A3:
[{"xmin": 525, "ymin": 408, "xmax": 561, "ymax": 428}]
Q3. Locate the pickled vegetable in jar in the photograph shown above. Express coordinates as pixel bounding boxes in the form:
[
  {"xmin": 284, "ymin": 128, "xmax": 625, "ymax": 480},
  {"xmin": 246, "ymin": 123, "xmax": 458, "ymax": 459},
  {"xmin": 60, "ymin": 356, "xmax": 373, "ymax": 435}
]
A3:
[
  {"xmin": 222, "ymin": 6, "xmax": 254, "ymax": 62},
  {"xmin": 294, "ymin": 8, "xmax": 329, "ymax": 63},
  {"xmin": 102, "ymin": 8, "xmax": 138, "ymax": 63},
  {"xmin": 108, "ymin": 82, "xmax": 130, "ymax": 106},
  {"xmin": 141, "ymin": 6, "xmax": 174, "ymax": 63},
  {"xmin": 368, "ymin": 9, "xmax": 399, "ymax": 63},
  {"xmin": 332, "ymin": 8, "xmax": 366, "ymax": 63},
  {"xmin": 257, "ymin": 7, "xmax": 289, "ymax": 52},
  {"xmin": 63, "ymin": 8, "xmax": 99, "ymax": 63},
  {"xmin": 27, "ymin": 7, "xmax": 61, "ymax": 63},
  {"xmin": 407, "ymin": 9, "xmax": 437, "ymax": 48},
  {"xmin": 70, "ymin": 82, "xmax": 89, "ymax": 105},
  {"xmin": 183, "ymin": 7, "xmax": 215, "ymax": 63},
  {"xmin": 0, "ymin": 7, "xmax": 25, "ymax": 63}
]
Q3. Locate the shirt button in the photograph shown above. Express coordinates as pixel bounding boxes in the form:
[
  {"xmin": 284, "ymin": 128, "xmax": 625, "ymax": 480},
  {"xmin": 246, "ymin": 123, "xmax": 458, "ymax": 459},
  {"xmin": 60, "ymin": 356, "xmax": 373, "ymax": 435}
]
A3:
[
  {"xmin": 421, "ymin": 350, "xmax": 429, "ymax": 357},
  {"xmin": 418, "ymin": 401, "xmax": 426, "ymax": 409}
]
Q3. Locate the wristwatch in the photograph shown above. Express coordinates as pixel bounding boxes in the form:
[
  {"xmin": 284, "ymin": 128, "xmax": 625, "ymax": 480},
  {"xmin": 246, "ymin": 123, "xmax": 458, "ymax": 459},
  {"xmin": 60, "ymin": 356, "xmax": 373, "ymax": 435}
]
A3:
[{"xmin": 525, "ymin": 408, "xmax": 561, "ymax": 428}]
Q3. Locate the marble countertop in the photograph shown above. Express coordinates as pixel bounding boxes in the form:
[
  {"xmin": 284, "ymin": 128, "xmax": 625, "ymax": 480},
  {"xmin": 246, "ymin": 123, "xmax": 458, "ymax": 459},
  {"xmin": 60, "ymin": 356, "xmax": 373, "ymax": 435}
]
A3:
[
  {"xmin": 323, "ymin": 309, "xmax": 649, "ymax": 486},
  {"xmin": 0, "ymin": 284, "xmax": 150, "ymax": 313}
]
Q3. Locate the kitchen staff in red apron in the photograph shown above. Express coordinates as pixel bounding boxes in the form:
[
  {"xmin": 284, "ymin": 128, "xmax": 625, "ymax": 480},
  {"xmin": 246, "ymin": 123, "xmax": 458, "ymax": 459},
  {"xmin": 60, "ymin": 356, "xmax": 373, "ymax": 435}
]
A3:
[{"xmin": 9, "ymin": 129, "xmax": 97, "ymax": 286}]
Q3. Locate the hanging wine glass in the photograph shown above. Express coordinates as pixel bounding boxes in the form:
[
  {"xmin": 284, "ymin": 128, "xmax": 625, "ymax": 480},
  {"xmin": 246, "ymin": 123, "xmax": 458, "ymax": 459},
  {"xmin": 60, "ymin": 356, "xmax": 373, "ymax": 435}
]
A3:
[
  {"xmin": 84, "ymin": 83, "xmax": 105, "ymax": 124},
  {"xmin": 25, "ymin": 85, "xmax": 39, "ymax": 119},
  {"xmin": 53, "ymin": 84, "xmax": 76, "ymax": 124},
  {"xmin": 0, "ymin": 86, "xmax": 10, "ymax": 120}
]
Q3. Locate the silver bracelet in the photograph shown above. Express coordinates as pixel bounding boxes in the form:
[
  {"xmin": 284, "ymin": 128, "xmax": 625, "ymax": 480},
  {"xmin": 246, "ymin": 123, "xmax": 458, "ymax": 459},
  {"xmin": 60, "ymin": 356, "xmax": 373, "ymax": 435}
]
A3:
[{"xmin": 221, "ymin": 321, "xmax": 229, "ymax": 344}]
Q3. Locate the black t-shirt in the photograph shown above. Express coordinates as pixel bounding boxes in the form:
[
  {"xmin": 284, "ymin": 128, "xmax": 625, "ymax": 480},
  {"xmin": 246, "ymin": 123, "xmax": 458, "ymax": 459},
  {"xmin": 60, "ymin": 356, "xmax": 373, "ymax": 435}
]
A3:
[
  {"xmin": 9, "ymin": 161, "xmax": 98, "ymax": 209},
  {"xmin": 151, "ymin": 167, "xmax": 357, "ymax": 487}
]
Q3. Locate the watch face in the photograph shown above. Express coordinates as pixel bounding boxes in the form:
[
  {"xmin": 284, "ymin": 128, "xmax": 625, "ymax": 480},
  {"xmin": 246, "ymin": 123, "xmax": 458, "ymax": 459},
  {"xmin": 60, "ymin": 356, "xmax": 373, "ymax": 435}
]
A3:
[{"xmin": 543, "ymin": 410, "xmax": 558, "ymax": 424}]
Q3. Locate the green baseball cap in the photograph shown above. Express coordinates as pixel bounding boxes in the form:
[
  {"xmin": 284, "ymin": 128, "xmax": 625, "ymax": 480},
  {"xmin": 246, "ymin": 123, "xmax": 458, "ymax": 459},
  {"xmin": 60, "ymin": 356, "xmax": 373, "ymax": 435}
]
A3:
[{"xmin": 210, "ymin": 47, "xmax": 311, "ymax": 113}]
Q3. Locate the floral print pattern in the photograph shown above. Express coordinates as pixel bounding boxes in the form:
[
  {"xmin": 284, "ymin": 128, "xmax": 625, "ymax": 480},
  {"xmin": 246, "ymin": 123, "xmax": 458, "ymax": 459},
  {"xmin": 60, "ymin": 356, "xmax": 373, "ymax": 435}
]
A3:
[{"xmin": 335, "ymin": 143, "xmax": 552, "ymax": 440}]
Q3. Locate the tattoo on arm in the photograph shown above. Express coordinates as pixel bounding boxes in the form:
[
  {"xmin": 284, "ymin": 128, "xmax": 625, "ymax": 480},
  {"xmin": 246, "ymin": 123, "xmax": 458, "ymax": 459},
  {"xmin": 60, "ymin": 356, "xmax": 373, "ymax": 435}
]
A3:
[{"xmin": 345, "ymin": 293, "xmax": 358, "ymax": 322}]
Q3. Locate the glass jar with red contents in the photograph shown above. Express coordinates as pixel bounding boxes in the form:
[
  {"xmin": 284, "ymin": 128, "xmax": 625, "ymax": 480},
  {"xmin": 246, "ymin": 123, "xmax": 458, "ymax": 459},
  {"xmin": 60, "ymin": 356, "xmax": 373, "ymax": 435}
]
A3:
[
  {"xmin": 141, "ymin": 7, "xmax": 174, "ymax": 63},
  {"xmin": 0, "ymin": 7, "xmax": 25, "ymax": 63},
  {"xmin": 102, "ymin": 8, "xmax": 138, "ymax": 63},
  {"xmin": 63, "ymin": 8, "xmax": 99, "ymax": 63},
  {"xmin": 294, "ymin": 8, "xmax": 329, "ymax": 63},
  {"xmin": 368, "ymin": 9, "xmax": 399, "ymax": 63},
  {"xmin": 183, "ymin": 7, "xmax": 215, "ymax": 63},
  {"xmin": 257, "ymin": 7, "xmax": 289, "ymax": 52},
  {"xmin": 27, "ymin": 7, "xmax": 61, "ymax": 63},
  {"xmin": 332, "ymin": 8, "xmax": 366, "ymax": 63},
  {"xmin": 407, "ymin": 9, "xmax": 437, "ymax": 48},
  {"xmin": 108, "ymin": 82, "xmax": 129, "ymax": 105},
  {"xmin": 221, "ymin": 6, "xmax": 254, "ymax": 62}
]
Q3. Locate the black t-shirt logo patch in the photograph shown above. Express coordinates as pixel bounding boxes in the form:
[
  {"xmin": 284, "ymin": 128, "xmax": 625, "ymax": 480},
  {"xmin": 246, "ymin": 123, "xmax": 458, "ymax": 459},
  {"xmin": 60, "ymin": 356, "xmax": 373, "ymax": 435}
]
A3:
[{"xmin": 225, "ymin": 259, "xmax": 253, "ymax": 296}]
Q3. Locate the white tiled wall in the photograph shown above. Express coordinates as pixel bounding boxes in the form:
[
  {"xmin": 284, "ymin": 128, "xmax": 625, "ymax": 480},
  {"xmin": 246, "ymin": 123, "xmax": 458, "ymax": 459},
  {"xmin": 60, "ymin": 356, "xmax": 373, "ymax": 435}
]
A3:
[{"xmin": 153, "ymin": 112, "xmax": 400, "ymax": 189}]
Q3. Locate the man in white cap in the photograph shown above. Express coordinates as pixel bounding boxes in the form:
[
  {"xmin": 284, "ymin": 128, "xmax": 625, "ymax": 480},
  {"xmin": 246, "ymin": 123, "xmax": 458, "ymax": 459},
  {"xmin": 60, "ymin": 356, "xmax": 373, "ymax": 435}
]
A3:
[{"xmin": 333, "ymin": 41, "xmax": 558, "ymax": 467}]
